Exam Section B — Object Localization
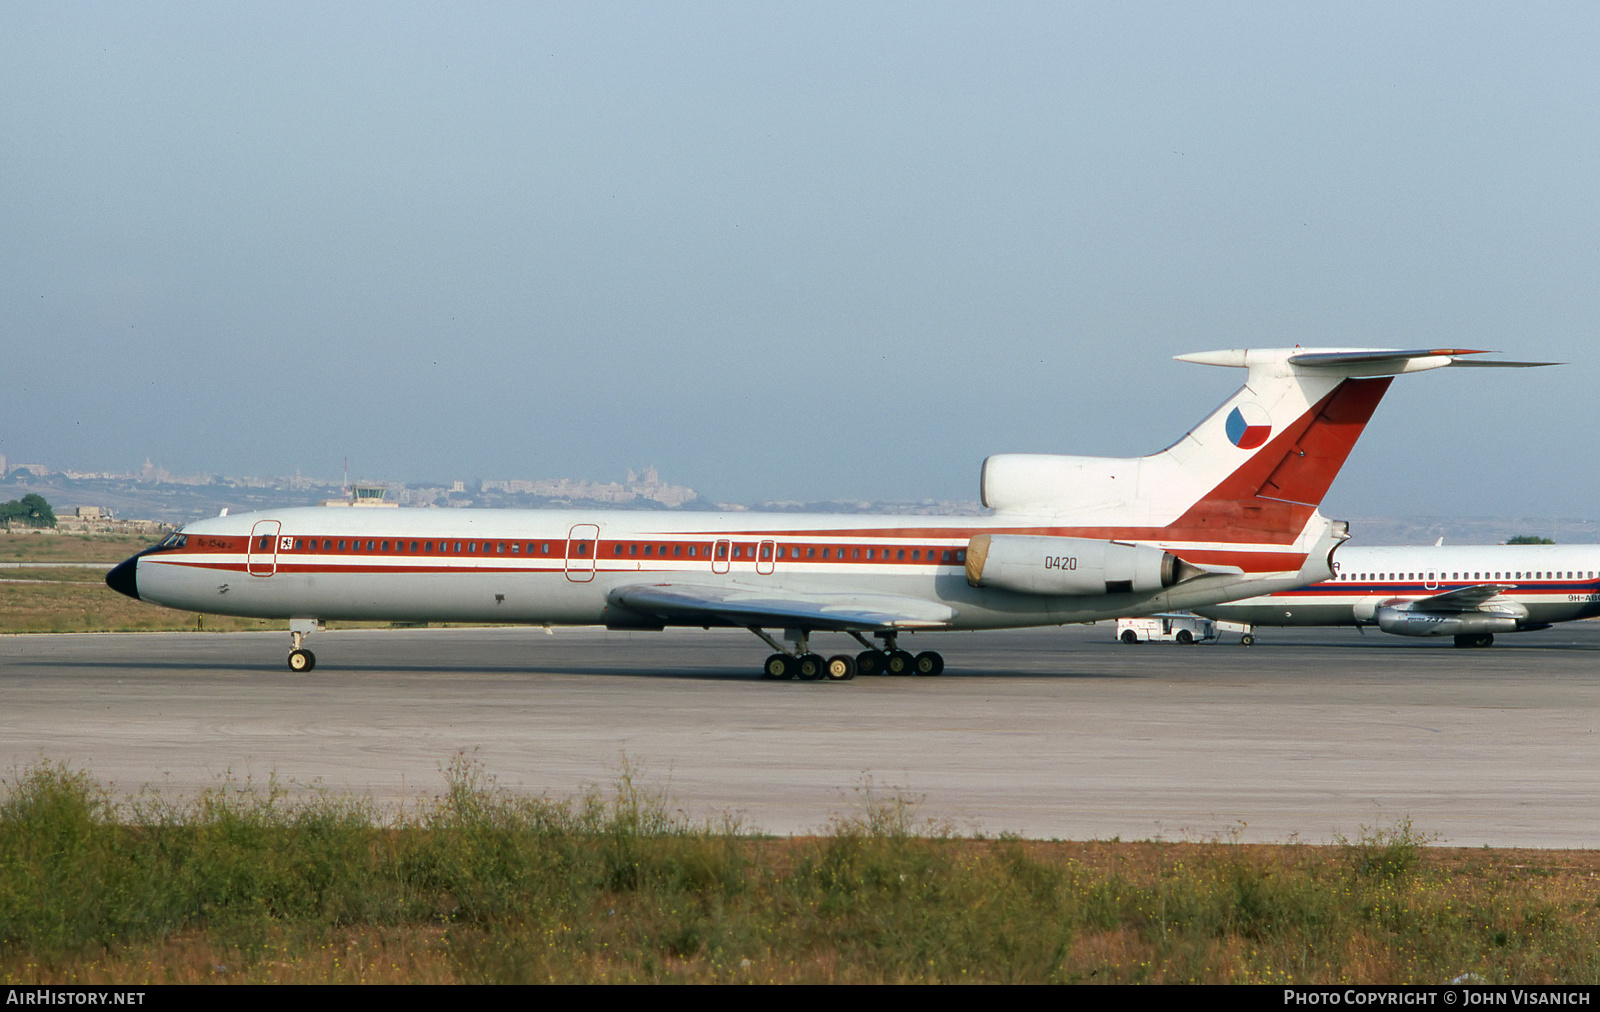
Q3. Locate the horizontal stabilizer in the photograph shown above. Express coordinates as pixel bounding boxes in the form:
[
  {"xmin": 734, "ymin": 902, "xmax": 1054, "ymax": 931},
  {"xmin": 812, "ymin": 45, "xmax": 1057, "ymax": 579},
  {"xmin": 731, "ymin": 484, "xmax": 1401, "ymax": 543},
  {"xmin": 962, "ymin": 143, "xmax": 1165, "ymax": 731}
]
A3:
[
  {"xmin": 1437, "ymin": 358, "xmax": 1562, "ymax": 368},
  {"xmin": 1284, "ymin": 348, "xmax": 1559, "ymax": 369},
  {"xmin": 1177, "ymin": 347, "xmax": 1558, "ymax": 374}
]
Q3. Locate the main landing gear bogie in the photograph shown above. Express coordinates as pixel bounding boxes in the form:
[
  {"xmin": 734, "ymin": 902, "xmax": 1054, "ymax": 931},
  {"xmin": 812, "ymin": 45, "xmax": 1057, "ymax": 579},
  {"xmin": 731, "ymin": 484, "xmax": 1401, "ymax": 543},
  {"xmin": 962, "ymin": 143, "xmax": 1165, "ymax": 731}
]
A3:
[
  {"xmin": 752, "ymin": 628, "xmax": 941, "ymax": 682},
  {"xmin": 762, "ymin": 651, "xmax": 851, "ymax": 681}
]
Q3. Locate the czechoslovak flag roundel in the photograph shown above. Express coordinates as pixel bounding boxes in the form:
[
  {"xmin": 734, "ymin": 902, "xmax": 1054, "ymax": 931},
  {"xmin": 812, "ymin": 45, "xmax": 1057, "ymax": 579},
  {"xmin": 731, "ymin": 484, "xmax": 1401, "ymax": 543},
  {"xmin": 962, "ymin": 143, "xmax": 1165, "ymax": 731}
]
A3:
[{"xmin": 1225, "ymin": 404, "xmax": 1272, "ymax": 450}]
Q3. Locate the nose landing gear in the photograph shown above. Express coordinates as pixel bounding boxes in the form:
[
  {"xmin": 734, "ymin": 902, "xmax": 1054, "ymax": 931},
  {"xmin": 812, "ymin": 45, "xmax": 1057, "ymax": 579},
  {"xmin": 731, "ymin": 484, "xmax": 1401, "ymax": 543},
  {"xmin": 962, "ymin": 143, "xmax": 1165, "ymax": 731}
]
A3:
[{"xmin": 286, "ymin": 618, "xmax": 321, "ymax": 672}]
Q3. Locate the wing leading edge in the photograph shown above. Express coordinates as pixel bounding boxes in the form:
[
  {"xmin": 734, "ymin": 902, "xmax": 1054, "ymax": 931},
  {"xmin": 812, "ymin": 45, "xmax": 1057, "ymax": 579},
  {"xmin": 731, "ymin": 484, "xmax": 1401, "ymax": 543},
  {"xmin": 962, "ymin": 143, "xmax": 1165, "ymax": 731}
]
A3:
[
  {"xmin": 609, "ymin": 583, "xmax": 958, "ymax": 631},
  {"xmin": 1401, "ymin": 584, "xmax": 1518, "ymax": 612}
]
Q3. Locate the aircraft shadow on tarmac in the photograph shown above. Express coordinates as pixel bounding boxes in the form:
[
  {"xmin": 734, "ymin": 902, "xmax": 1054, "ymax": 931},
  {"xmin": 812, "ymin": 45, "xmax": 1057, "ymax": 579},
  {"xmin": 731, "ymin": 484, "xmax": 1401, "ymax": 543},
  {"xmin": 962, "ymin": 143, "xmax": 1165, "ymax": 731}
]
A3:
[{"xmin": 35, "ymin": 658, "xmax": 1140, "ymax": 681}]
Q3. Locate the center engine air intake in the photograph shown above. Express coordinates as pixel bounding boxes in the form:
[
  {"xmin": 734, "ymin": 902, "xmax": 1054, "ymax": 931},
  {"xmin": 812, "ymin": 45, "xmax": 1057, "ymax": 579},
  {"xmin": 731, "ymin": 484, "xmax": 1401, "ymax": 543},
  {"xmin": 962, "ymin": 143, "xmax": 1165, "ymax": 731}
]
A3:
[{"xmin": 964, "ymin": 533, "xmax": 1205, "ymax": 596}]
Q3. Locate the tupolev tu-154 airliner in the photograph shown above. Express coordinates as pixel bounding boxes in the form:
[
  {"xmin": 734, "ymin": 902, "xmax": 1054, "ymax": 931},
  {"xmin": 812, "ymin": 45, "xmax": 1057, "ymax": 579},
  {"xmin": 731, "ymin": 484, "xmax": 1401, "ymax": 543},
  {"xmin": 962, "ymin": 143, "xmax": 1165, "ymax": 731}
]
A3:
[{"xmin": 106, "ymin": 347, "xmax": 1549, "ymax": 680}]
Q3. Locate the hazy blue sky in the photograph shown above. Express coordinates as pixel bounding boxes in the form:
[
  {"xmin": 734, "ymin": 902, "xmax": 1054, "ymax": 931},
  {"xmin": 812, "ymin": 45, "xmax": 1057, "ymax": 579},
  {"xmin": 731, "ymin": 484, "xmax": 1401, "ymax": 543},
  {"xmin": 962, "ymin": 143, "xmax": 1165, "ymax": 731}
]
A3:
[{"xmin": 4, "ymin": 3, "xmax": 1596, "ymax": 516}]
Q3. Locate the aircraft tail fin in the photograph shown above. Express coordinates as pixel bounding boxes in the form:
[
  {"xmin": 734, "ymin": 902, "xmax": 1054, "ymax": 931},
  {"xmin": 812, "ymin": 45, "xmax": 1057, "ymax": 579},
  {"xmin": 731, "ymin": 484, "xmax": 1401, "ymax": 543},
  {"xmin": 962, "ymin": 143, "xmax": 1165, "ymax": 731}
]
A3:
[{"xmin": 981, "ymin": 348, "xmax": 1552, "ymax": 543}]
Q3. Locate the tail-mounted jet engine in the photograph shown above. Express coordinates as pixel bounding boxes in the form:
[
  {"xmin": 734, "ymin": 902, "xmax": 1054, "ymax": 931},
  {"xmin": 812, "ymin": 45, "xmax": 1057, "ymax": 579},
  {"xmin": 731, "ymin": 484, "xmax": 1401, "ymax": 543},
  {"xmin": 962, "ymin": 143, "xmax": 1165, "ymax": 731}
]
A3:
[{"xmin": 964, "ymin": 533, "xmax": 1209, "ymax": 596}]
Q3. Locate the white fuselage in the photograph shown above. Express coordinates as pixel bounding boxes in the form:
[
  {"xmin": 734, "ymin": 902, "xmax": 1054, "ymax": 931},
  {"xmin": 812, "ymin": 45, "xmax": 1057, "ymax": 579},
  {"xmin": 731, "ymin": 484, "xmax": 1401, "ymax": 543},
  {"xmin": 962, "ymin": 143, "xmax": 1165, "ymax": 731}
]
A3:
[{"xmin": 128, "ymin": 505, "xmax": 1338, "ymax": 631}]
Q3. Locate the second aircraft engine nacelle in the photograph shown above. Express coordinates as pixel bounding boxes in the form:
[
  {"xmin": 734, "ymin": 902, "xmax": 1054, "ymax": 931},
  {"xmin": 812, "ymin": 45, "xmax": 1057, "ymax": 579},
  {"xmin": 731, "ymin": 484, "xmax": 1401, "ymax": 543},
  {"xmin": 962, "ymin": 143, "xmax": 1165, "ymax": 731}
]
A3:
[
  {"xmin": 965, "ymin": 533, "xmax": 1198, "ymax": 596},
  {"xmin": 979, "ymin": 454, "xmax": 1138, "ymax": 513},
  {"xmin": 1373, "ymin": 603, "xmax": 1525, "ymax": 637}
]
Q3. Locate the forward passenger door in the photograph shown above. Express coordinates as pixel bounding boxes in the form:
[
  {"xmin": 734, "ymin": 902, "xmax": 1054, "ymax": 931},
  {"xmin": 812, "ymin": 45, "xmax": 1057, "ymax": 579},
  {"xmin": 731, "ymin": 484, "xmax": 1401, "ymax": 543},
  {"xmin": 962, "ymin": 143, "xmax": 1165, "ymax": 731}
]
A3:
[
  {"xmin": 565, "ymin": 524, "xmax": 599, "ymax": 582},
  {"xmin": 247, "ymin": 520, "xmax": 281, "ymax": 577}
]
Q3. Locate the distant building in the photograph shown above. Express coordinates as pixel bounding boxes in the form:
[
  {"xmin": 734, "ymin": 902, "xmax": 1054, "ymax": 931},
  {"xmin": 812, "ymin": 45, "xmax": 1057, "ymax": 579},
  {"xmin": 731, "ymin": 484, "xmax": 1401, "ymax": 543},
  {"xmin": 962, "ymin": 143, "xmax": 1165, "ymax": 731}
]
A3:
[
  {"xmin": 319, "ymin": 483, "xmax": 399, "ymax": 508},
  {"xmin": 478, "ymin": 465, "xmax": 697, "ymax": 507}
]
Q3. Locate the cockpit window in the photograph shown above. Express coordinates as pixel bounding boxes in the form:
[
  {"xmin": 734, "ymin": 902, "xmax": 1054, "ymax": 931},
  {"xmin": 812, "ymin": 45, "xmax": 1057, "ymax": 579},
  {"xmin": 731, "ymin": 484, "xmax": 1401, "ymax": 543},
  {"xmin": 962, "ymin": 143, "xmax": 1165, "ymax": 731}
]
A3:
[{"xmin": 153, "ymin": 534, "xmax": 188, "ymax": 551}]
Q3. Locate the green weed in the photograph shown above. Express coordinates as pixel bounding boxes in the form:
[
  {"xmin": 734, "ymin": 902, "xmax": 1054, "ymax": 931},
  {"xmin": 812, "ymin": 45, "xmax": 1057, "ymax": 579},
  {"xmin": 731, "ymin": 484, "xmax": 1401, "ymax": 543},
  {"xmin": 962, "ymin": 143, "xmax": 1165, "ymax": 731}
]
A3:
[{"xmin": 2, "ymin": 762, "xmax": 1597, "ymax": 984}]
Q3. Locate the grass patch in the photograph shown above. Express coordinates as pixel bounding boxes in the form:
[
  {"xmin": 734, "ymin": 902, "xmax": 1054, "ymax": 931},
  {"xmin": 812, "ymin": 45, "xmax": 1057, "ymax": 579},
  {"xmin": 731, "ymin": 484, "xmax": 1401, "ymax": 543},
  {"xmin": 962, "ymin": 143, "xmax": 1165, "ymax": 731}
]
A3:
[
  {"xmin": 0, "ymin": 575, "xmax": 508, "ymax": 633},
  {"xmin": 1, "ymin": 567, "xmax": 115, "ymax": 583},
  {"xmin": 1, "ymin": 760, "xmax": 1597, "ymax": 984},
  {"xmin": 0, "ymin": 533, "xmax": 160, "ymax": 564},
  {"xmin": 0, "ymin": 581, "xmax": 282, "ymax": 633}
]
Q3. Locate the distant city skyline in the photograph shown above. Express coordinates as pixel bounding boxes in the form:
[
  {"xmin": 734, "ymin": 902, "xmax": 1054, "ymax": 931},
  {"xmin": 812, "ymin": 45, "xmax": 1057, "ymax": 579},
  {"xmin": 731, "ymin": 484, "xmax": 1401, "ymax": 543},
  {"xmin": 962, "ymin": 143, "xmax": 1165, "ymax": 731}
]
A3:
[
  {"xmin": 0, "ymin": 452, "xmax": 701, "ymax": 504},
  {"xmin": 2, "ymin": 448, "xmax": 1593, "ymax": 546}
]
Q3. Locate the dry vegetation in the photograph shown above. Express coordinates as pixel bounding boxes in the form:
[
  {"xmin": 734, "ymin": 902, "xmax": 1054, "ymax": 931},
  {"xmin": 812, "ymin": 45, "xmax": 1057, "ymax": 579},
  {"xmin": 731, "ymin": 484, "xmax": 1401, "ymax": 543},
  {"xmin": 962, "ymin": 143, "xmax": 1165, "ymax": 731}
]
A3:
[
  {"xmin": 0, "ymin": 532, "xmax": 159, "ymax": 564},
  {"xmin": 2, "ymin": 760, "xmax": 1597, "ymax": 985},
  {"xmin": 0, "ymin": 533, "xmax": 263, "ymax": 633},
  {"xmin": 0, "ymin": 578, "xmax": 283, "ymax": 634},
  {"xmin": 0, "ymin": 533, "xmax": 397, "ymax": 633}
]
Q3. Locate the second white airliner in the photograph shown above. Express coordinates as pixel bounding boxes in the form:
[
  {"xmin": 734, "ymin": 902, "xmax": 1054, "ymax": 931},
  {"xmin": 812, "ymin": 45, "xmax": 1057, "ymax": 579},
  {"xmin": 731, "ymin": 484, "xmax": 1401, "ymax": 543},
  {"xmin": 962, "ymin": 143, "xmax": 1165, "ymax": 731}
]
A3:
[{"xmin": 1198, "ymin": 543, "xmax": 1600, "ymax": 647}]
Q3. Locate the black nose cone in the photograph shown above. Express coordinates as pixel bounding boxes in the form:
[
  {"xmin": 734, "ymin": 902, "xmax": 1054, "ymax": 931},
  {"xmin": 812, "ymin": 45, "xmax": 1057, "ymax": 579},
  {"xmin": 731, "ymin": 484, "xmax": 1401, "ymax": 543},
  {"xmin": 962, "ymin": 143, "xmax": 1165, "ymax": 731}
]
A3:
[{"xmin": 106, "ymin": 557, "xmax": 140, "ymax": 600}]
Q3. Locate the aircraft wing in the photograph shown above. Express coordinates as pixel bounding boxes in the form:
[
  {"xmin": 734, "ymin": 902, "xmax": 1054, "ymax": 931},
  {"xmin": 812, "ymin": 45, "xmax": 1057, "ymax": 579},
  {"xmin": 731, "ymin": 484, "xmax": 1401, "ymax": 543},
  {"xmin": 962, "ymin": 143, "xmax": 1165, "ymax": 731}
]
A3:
[
  {"xmin": 609, "ymin": 582, "xmax": 958, "ymax": 630},
  {"xmin": 1403, "ymin": 584, "xmax": 1517, "ymax": 612}
]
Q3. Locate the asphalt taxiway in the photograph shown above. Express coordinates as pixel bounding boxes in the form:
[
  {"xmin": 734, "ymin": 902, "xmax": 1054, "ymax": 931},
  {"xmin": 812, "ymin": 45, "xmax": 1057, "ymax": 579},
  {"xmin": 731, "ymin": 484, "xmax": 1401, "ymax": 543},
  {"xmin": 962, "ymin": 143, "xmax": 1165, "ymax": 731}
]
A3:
[{"xmin": 2, "ymin": 623, "xmax": 1597, "ymax": 846}]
